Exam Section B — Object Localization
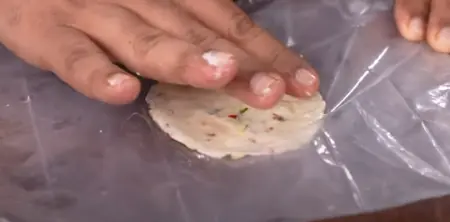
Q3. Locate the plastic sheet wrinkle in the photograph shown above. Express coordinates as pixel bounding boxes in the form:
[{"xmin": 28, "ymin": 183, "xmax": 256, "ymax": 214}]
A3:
[
  {"xmin": 322, "ymin": 130, "xmax": 365, "ymax": 209},
  {"xmin": 389, "ymin": 80, "xmax": 450, "ymax": 176},
  {"xmin": 21, "ymin": 78, "xmax": 53, "ymax": 191},
  {"xmin": 330, "ymin": 46, "xmax": 389, "ymax": 112},
  {"xmin": 329, "ymin": 45, "xmax": 421, "ymax": 113},
  {"xmin": 356, "ymin": 101, "xmax": 450, "ymax": 185},
  {"xmin": 302, "ymin": 29, "xmax": 353, "ymax": 54}
]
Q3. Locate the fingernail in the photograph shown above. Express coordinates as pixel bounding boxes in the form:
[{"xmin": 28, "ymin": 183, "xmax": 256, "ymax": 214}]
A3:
[
  {"xmin": 295, "ymin": 68, "xmax": 316, "ymax": 86},
  {"xmin": 438, "ymin": 27, "xmax": 450, "ymax": 47},
  {"xmin": 409, "ymin": 17, "xmax": 424, "ymax": 37},
  {"xmin": 107, "ymin": 73, "xmax": 132, "ymax": 87},
  {"xmin": 250, "ymin": 73, "xmax": 279, "ymax": 96},
  {"xmin": 202, "ymin": 50, "xmax": 235, "ymax": 80}
]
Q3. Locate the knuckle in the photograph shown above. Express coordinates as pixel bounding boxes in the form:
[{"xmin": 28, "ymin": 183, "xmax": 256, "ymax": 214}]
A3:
[
  {"xmin": 228, "ymin": 11, "xmax": 263, "ymax": 41},
  {"xmin": 168, "ymin": 48, "xmax": 193, "ymax": 73},
  {"xmin": 62, "ymin": 46, "xmax": 106, "ymax": 97},
  {"xmin": 47, "ymin": 6, "xmax": 73, "ymax": 24},
  {"xmin": 166, "ymin": 46, "xmax": 198, "ymax": 81},
  {"xmin": 184, "ymin": 28, "xmax": 218, "ymax": 47},
  {"xmin": 266, "ymin": 46, "xmax": 285, "ymax": 66},
  {"xmin": 63, "ymin": 43, "xmax": 94, "ymax": 73},
  {"xmin": 4, "ymin": 4, "xmax": 22, "ymax": 27},
  {"xmin": 65, "ymin": 0, "xmax": 88, "ymax": 10},
  {"xmin": 269, "ymin": 47, "xmax": 302, "ymax": 74},
  {"xmin": 132, "ymin": 30, "xmax": 165, "ymax": 60},
  {"xmin": 153, "ymin": 0, "xmax": 176, "ymax": 9}
]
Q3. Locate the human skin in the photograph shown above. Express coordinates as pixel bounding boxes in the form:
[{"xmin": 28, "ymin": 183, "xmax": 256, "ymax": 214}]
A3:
[
  {"xmin": 395, "ymin": 0, "xmax": 450, "ymax": 53},
  {"xmin": 0, "ymin": 0, "xmax": 319, "ymax": 109},
  {"xmin": 0, "ymin": 0, "xmax": 447, "ymax": 109}
]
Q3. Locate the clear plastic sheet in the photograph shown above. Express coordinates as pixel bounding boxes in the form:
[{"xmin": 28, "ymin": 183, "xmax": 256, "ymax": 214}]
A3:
[{"xmin": 2, "ymin": 0, "xmax": 450, "ymax": 221}]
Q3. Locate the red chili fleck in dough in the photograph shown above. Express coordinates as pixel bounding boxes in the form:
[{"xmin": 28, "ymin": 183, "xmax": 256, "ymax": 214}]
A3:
[{"xmin": 228, "ymin": 114, "xmax": 238, "ymax": 119}]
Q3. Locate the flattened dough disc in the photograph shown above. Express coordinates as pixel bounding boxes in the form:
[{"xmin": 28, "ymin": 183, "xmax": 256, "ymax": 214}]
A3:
[{"xmin": 146, "ymin": 83, "xmax": 326, "ymax": 159}]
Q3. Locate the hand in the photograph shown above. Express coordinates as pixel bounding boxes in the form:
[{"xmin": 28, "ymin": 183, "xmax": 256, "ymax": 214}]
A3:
[
  {"xmin": 395, "ymin": 0, "xmax": 450, "ymax": 53},
  {"xmin": 0, "ymin": 0, "xmax": 319, "ymax": 109}
]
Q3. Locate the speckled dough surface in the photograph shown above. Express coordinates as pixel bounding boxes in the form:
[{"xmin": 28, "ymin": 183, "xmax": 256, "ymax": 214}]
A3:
[{"xmin": 146, "ymin": 83, "xmax": 326, "ymax": 159}]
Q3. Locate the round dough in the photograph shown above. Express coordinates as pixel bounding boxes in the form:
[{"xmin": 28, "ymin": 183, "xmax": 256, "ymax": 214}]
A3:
[{"xmin": 146, "ymin": 83, "xmax": 326, "ymax": 159}]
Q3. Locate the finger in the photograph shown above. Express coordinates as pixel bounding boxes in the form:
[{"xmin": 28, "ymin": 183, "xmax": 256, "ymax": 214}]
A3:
[
  {"xmin": 73, "ymin": 5, "xmax": 238, "ymax": 89},
  {"xmin": 426, "ymin": 0, "xmax": 450, "ymax": 53},
  {"xmin": 176, "ymin": 0, "xmax": 319, "ymax": 97},
  {"xmin": 37, "ymin": 26, "xmax": 140, "ymax": 105},
  {"xmin": 394, "ymin": 0, "xmax": 430, "ymax": 42},
  {"xmin": 123, "ymin": 0, "xmax": 262, "ymax": 77},
  {"xmin": 124, "ymin": 0, "xmax": 218, "ymax": 48},
  {"xmin": 225, "ymin": 73, "xmax": 285, "ymax": 109},
  {"xmin": 125, "ymin": 0, "xmax": 284, "ymax": 108}
]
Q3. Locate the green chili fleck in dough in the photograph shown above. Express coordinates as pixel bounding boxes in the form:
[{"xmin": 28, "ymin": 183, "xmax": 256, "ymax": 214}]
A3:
[{"xmin": 239, "ymin": 107, "xmax": 249, "ymax": 114}]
